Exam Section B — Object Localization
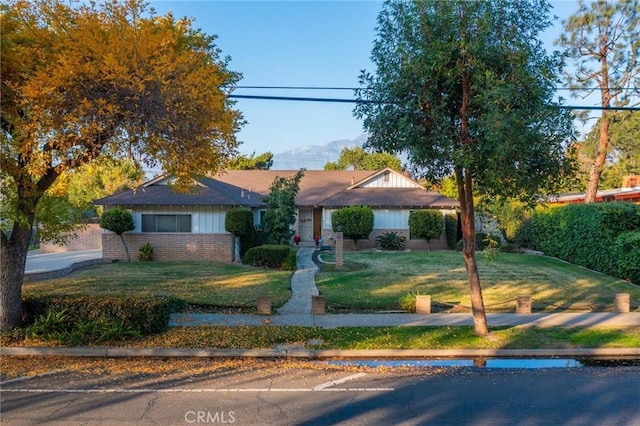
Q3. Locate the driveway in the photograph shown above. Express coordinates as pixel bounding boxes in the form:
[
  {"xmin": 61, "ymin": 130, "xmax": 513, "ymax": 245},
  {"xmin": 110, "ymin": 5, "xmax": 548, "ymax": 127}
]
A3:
[{"xmin": 25, "ymin": 249, "xmax": 103, "ymax": 274}]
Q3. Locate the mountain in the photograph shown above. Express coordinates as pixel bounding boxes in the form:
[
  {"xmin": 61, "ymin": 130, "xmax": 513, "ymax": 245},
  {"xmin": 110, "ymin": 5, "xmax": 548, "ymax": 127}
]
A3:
[{"xmin": 271, "ymin": 134, "xmax": 368, "ymax": 170}]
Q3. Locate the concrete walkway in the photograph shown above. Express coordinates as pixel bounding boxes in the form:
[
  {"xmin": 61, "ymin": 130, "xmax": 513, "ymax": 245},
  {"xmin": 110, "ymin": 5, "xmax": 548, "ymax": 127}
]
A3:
[{"xmin": 277, "ymin": 247, "xmax": 319, "ymax": 314}]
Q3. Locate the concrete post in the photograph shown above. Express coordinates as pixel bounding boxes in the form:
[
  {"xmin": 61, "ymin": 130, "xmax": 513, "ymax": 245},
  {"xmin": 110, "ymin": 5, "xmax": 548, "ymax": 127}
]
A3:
[
  {"xmin": 516, "ymin": 295, "xmax": 532, "ymax": 314},
  {"xmin": 336, "ymin": 231, "xmax": 344, "ymax": 269},
  {"xmin": 415, "ymin": 295, "xmax": 431, "ymax": 314},
  {"xmin": 256, "ymin": 297, "xmax": 272, "ymax": 315},
  {"xmin": 312, "ymin": 296, "xmax": 326, "ymax": 315},
  {"xmin": 615, "ymin": 293, "xmax": 630, "ymax": 313}
]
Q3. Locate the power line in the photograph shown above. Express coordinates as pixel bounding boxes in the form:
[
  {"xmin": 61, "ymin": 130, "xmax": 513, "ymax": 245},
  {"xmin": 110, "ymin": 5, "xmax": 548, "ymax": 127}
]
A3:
[
  {"xmin": 235, "ymin": 85, "xmax": 640, "ymax": 92},
  {"xmin": 229, "ymin": 94, "xmax": 640, "ymax": 111}
]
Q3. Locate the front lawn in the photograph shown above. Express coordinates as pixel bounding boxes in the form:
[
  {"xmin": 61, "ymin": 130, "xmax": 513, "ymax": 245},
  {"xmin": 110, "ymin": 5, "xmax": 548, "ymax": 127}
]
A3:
[
  {"xmin": 315, "ymin": 251, "xmax": 640, "ymax": 312},
  {"xmin": 22, "ymin": 261, "xmax": 293, "ymax": 310}
]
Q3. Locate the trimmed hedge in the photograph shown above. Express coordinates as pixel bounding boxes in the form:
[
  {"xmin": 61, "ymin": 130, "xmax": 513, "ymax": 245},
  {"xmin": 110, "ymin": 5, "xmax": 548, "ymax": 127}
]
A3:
[
  {"xmin": 612, "ymin": 230, "xmax": 640, "ymax": 284},
  {"xmin": 532, "ymin": 202, "xmax": 640, "ymax": 282},
  {"xmin": 444, "ymin": 214, "xmax": 458, "ymax": 249},
  {"xmin": 22, "ymin": 295, "xmax": 186, "ymax": 335},
  {"xmin": 243, "ymin": 245, "xmax": 294, "ymax": 269}
]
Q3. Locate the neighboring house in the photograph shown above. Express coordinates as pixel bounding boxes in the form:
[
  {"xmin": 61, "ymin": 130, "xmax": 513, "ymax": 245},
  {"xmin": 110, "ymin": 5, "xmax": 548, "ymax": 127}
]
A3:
[
  {"xmin": 95, "ymin": 168, "xmax": 459, "ymax": 262},
  {"xmin": 548, "ymin": 175, "xmax": 640, "ymax": 205}
]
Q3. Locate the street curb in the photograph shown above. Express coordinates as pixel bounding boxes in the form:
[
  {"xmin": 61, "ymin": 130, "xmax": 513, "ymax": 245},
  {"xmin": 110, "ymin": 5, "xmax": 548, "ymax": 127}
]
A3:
[{"xmin": 2, "ymin": 346, "xmax": 639, "ymax": 359}]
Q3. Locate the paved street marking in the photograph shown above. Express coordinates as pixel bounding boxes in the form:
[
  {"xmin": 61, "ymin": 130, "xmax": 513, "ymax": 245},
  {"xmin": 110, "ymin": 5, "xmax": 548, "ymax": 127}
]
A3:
[
  {"xmin": 313, "ymin": 372, "xmax": 368, "ymax": 390},
  {"xmin": 1, "ymin": 386, "xmax": 394, "ymax": 393}
]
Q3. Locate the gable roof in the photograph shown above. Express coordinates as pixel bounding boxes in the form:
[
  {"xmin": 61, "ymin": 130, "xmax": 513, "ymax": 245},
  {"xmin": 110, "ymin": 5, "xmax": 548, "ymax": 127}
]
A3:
[{"xmin": 95, "ymin": 168, "xmax": 459, "ymax": 209}]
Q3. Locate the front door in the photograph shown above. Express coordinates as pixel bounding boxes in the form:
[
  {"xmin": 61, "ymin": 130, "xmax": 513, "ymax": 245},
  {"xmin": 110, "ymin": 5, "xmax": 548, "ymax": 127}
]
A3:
[{"xmin": 298, "ymin": 208, "xmax": 314, "ymax": 242}]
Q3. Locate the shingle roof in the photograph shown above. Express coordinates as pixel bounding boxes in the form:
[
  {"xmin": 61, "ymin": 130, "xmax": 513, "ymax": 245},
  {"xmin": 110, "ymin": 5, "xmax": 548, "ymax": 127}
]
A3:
[
  {"xmin": 95, "ymin": 169, "xmax": 459, "ymax": 208},
  {"xmin": 94, "ymin": 177, "xmax": 261, "ymax": 207},
  {"xmin": 321, "ymin": 187, "xmax": 459, "ymax": 208}
]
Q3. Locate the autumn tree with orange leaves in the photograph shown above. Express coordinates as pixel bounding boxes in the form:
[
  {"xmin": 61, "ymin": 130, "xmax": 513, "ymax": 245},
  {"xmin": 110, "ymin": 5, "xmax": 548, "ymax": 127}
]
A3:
[{"xmin": 0, "ymin": 0, "xmax": 243, "ymax": 328}]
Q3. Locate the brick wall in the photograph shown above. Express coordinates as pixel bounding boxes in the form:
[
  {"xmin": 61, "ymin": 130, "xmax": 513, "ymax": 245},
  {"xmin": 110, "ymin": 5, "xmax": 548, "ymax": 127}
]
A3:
[
  {"xmin": 102, "ymin": 233, "xmax": 233, "ymax": 263},
  {"xmin": 320, "ymin": 228, "xmax": 449, "ymax": 251},
  {"xmin": 40, "ymin": 224, "xmax": 102, "ymax": 253}
]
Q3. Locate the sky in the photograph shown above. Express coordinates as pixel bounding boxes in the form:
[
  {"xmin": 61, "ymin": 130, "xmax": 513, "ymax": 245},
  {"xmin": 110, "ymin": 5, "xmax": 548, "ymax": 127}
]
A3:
[{"xmin": 150, "ymin": 1, "xmax": 585, "ymax": 157}]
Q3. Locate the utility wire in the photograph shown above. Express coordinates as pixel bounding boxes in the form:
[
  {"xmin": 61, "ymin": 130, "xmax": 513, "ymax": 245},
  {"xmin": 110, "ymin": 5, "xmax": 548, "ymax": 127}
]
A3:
[
  {"xmin": 229, "ymin": 94, "xmax": 640, "ymax": 111},
  {"xmin": 235, "ymin": 85, "xmax": 640, "ymax": 92}
]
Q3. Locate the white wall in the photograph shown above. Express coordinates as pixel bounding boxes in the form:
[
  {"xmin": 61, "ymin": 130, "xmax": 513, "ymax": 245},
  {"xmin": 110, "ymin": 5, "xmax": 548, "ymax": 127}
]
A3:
[{"xmin": 131, "ymin": 206, "xmax": 228, "ymax": 233}]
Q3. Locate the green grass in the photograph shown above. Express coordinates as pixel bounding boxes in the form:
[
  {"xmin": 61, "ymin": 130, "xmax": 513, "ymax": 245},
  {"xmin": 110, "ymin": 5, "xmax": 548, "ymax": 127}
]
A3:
[
  {"xmin": 4, "ymin": 324, "xmax": 640, "ymax": 350},
  {"xmin": 23, "ymin": 261, "xmax": 293, "ymax": 309},
  {"xmin": 130, "ymin": 326, "xmax": 640, "ymax": 349},
  {"xmin": 316, "ymin": 251, "xmax": 640, "ymax": 312}
]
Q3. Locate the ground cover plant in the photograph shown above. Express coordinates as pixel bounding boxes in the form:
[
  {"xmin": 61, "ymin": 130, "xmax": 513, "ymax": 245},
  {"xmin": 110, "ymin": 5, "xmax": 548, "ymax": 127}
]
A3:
[{"xmin": 315, "ymin": 251, "xmax": 640, "ymax": 313}]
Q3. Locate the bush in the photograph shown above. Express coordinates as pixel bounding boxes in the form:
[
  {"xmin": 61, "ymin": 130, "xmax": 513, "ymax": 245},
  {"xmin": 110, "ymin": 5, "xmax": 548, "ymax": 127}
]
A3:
[
  {"xmin": 137, "ymin": 242, "xmax": 153, "ymax": 261},
  {"xmin": 242, "ymin": 245, "xmax": 293, "ymax": 269},
  {"xmin": 376, "ymin": 231, "xmax": 406, "ymax": 250},
  {"xmin": 532, "ymin": 202, "xmax": 640, "ymax": 279},
  {"xmin": 444, "ymin": 214, "xmax": 459, "ymax": 249},
  {"xmin": 612, "ymin": 230, "xmax": 640, "ymax": 284},
  {"xmin": 331, "ymin": 206, "xmax": 374, "ymax": 247},
  {"xmin": 22, "ymin": 295, "xmax": 185, "ymax": 335},
  {"xmin": 224, "ymin": 207, "xmax": 254, "ymax": 237},
  {"xmin": 281, "ymin": 248, "xmax": 298, "ymax": 271},
  {"xmin": 409, "ymin": 210, "xmax": 443, "ymax": 249}
]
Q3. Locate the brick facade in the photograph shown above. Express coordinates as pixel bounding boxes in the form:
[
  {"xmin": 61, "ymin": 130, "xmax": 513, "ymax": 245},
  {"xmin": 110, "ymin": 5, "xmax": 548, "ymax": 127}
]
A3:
[
  {"xmin": 320, "ymin": 228, "xmax": 449, "ymax": 251},
  {"xmin": 102, "ymin": 233, "xmax": 233, "ymax": 263}
]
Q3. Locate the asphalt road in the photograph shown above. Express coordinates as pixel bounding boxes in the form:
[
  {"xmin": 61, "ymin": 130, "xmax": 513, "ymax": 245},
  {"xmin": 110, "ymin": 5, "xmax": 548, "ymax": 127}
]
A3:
[{"xmin": 2, "ymin": 360, "xmax": 639, "ymax": 425}]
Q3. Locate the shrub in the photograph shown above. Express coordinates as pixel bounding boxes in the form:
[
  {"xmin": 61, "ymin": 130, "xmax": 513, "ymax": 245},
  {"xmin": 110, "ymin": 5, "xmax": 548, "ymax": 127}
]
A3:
[
  {"xmin": 444, "ymin": 214, "xmax": 459, "ymax": 249},
  {"xmin": 409, "ymin": 210, "xmax": 443, "ymax": 250},
  {"xmin": 224, "ymin": 207, "xmax": 254, "ymax": 237},
  {"xmin": 242, "ymin": 245, "xmax": 293, "ymax": 269},
  {"xmin": 22, "ymin": 295, "xmax": 185, "ymax": 335},
  {"xmin": 137, "ymin": 242, "xmax": 153, "ymax": 261},
  {"xmin": 531, "ymin": 202, "xmax": 640, "ymax": 279},
  {"xmin": 612, "ymin": 230, "xmax": 640, "ymax": 284},
  {"xmin": 100, "ymin": 207, "xmax": 135, "ymax": 261},
  {"xmin": 375, "ymin": 231, "xmax": 406, "ymax": 250},
  {"xmin": 331, "ymin": 206, "xmax": 374, "ymax": 248},
  {"xmin": 281, "ymin": 248, "xmax": 298, "ymax": 271}
]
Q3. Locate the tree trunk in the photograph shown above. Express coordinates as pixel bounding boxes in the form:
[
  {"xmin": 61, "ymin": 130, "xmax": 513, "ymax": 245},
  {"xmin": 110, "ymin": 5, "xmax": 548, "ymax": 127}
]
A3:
[
  {"xmin": 119, "ymin": 234, "xmax": 131, "ymax": 262},
  {"xmin": 233, "ymin": 235, "xmax": 241, "ymax": 264},
  {"xmin": 585, "ymin": 51, "xmax": 612, "ymax": 203},
  {"xmin": 585, "ymin": 113, "xmax": 611, "ymax": 203},
  {"xmin": 0, "ymin": 223, "xmax": 32, "ymax": 328},
  {"xmin": 458, "ymin": 46, "xmax": 489, "ymax": 336},
  {"xmin": 456, "ymin": 168, "xmax": 489, "ymax": 336}
]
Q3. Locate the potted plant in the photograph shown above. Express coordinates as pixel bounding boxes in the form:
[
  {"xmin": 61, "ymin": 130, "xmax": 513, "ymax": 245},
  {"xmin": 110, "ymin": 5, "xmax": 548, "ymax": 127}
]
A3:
[{"xmin": 293, "ymin": 234, "xmax": 301, "ymax": 246}]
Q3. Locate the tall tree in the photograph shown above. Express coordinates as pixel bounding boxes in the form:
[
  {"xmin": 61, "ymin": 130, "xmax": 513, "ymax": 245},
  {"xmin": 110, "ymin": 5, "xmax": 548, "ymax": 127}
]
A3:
[
  {"xmin": 0, "ymin": 0, "xmax": 243, "ymax": 328},
  {"xmin": 324, "ymin": 146, "xmax": 402, "ymax": 171},
  {"xmin": 556, "ymin": 0, "xmax": 639, "ymax": 202},
  {"xmin": 578, "ymin": 111, "xmax": 640, "ymax": 189},
  {"xmin": 355, "ymin": 0, "xmax": 574, "ymax": 335}
]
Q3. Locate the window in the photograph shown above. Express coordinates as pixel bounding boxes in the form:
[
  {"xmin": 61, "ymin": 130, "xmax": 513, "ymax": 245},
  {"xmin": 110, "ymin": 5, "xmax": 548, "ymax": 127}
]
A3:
[{"xmin": 141, "ymin": 214, "xmax": 191, "ymax": 233}]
